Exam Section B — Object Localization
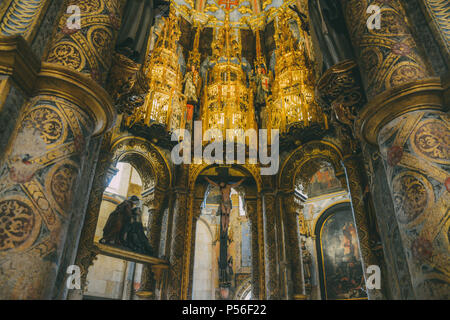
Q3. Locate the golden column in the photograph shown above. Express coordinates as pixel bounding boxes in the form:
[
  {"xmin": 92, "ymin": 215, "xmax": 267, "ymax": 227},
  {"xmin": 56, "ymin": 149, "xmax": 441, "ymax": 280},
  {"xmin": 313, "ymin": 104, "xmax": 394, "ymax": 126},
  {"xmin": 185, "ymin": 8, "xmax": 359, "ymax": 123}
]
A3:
[
  {"xmin": 342, "ymin": 0, "xmax": 449, "ymax": 299},
  {"xmin": 0, "ymin": 0, "xmax": 124, "ymax": 299}
]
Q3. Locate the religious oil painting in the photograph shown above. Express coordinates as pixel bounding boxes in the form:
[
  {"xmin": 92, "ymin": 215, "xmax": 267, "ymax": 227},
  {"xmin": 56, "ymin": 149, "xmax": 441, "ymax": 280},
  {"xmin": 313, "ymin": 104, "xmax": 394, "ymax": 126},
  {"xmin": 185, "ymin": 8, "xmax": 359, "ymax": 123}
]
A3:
[
  {"xmin": 317, "ymin": 205, "xmax": 367, "ymax": 300},
  {"xmin": 308, "ymin": 162, "xmax": 342, "ymax": 197}
]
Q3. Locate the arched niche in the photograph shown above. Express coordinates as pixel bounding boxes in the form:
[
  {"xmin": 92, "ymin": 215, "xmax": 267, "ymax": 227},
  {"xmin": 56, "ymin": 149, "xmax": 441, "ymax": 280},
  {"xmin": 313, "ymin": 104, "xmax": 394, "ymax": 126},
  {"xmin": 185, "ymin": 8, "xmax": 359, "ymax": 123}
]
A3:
[
  {"xmin": 86, "ymin": 161, "xmax": 148, "ymax": 299},
  {"xmin": 183, "ymin": 164, "xmax": 265, "ymax": 300},
  {"xmin": 314, "ymin": 202, "xmax": 367, "ymax": 300},
  {"xmin": 277, "ymin": 141, "xmax": 350, "ymax": 299},
  {"xmin": 278, "ymin": 141, "xmax": 345, "ymax": 193},
  {"xmin": 111, "ymin": 136, "xmax": 173, "ymax": 193}
]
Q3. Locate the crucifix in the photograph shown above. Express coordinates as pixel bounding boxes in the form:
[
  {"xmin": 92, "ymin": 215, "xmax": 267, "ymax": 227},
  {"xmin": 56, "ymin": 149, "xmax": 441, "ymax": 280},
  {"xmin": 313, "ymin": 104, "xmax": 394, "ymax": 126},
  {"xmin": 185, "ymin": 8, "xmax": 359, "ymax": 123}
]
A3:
[{"xmin": 204, "ymin": 167, "xmax": 245, "ymax": 294}]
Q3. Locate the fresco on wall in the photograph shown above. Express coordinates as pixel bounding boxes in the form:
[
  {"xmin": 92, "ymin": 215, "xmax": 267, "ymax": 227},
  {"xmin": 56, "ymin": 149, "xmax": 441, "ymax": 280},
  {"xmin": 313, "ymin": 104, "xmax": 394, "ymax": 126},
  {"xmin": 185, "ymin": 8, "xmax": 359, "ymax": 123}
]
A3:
[
  {"xmin": 308, "ymin": 163, "xmax": 342, "ymax": 197},
  {"xmin": 318, "ymin": 207, "xmax": 367, "ymax": 300}
]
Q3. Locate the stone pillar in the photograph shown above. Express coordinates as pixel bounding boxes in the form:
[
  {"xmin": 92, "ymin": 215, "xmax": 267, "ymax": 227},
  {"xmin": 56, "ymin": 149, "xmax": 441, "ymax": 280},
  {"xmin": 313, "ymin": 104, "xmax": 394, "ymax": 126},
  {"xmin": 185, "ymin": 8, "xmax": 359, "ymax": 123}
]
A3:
[
  {"xmin": 281, "ymin": 193, "xmax": 306, "ymax": 300},
  {"xmin": 341, "ymin": 0, "xmax": 433, "ymax": 100},
  {"xmin": 187, "ymin": 198, "xmax": 203, "ymax": 299},
  {"xmin": 342, "ymin": 0, "xmax": 449, "ymax": 299},
  {"xmin": 246, "ymin": 198, "xmax": 262, "ymax": 300},
  {"xmin": 262, "ymin": 193, "xmax": 280, "ymax": 299},
  {"xmin": 136, "ymin": 188, "xmax": 166, "ymax": 299},
  {"xmin": 0, "ymin": 0, "xmax": 124, "ymax": 299},
  {"xmin": 317, "ymin": 59, "xmax": 411, "ymax": 299},
  {"xmin": 165, "ymin": 190, "xmax": 188, "ymax": 300},
  {"xmin": 162, "ymin": 191, "xmax": 175, "ymax": 259},
  {"xmin": 67, "ymin": 134, "xmax": 117, "ymax": 300},
  {"xmin": 143, "ymin": 188, "xmax": 166, "ymax": 255},
  {"xmin": 342, "ymin": 154, "xmax": 385, "ymax": 299}
]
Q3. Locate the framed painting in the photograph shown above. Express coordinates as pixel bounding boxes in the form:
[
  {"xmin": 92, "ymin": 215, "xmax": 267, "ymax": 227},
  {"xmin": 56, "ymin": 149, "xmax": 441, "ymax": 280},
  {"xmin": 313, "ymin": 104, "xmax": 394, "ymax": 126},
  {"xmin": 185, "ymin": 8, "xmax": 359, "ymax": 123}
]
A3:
[{"xmin": 315, "ymin": 202, "xmax": 367, "ymax": 300}]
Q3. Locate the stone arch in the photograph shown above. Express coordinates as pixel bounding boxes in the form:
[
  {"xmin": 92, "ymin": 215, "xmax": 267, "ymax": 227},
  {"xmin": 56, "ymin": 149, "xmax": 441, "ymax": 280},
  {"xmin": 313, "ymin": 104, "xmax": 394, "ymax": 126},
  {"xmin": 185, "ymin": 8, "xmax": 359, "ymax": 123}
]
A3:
[
  {"xmin": 110, "ymin": 136, "xmax": 173, "ymax": 193},
  {"xmin": 234, "ymin": 276, "xmax": 252, "ymax": 300}
]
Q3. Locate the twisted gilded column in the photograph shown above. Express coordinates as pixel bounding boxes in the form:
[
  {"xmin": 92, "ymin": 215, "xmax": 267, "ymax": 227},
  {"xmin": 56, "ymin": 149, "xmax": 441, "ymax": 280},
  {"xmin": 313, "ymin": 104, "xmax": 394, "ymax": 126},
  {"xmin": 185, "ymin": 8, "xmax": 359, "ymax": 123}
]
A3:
[
  {"xmin": 0, "ymin": 0, "xmax": 124, "ymax": 299},
  {"xmin": 342, "ymin": 0, "xmax": 449, "ymax": 299}
]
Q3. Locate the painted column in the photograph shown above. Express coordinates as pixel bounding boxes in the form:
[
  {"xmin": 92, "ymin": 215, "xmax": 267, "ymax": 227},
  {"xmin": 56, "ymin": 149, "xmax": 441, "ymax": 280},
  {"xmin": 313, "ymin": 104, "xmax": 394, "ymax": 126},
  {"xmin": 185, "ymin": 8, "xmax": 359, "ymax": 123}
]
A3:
[
  {"xmin": 246, "ymin": 198, "xmax": 261, "ymax": 300},
  {"xmin": 262, "ymin": 193, "xmax": 280, "ymax": 299},
  {"xmin": 68, "ymin": 133, "xmax": 116, "ymax": 300},
  {"xmin": 187, "ymin": 198, "xmax": 203, "ymax": 299},
  {"xmin": 281, "ymin": 193, "xmax": 306, "ymax": 300},
  {"xmin": 0, "ymin": 0, "xmax": 123, "ymax": 299},
  {"xmin": 418, "ymin": 0, "xmax": 450, "ymax": 65},
  {"xmin": 135, "ymin": 188, "xmax": 165, "ymax": 299},
  {"xmin": 144, "ymin": 188, "xmax": 166, "ymax": 254},
  {"xmin": 165, "ymin": 190, "xmax": 188, "ymax": 300},
  {"xmin": 0, "ymin": 0, "xmax": 58, "ymax": 154},
  {"xmin": 342, "ymin": 0, "xmax": 449, "ymax": 299},
  {"xmin": 342, "ymin": 154, "xmax": 385, "ymax": 299}
]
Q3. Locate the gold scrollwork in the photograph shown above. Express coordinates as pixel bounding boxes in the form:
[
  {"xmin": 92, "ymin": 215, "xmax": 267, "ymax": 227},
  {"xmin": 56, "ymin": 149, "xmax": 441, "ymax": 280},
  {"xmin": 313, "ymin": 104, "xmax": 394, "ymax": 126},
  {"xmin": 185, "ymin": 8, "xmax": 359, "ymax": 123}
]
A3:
[
  {"xmin": 21, "ymin": 104, "xmax": 66, "ymax": 145},
  {"xmin": 392, "ymin": 171, "xmax": 435, "ymax": 227},
  {"xmin": 0, "ymin": 196, "xmax": 42, "ymax": 253},
  {"xmin": 410, "ymin": 118, "xmax": 450, "ymax": 165},
  {"xmin": 46, "ymin": 42, "xmax": 86, "ymax": 71},
  {"xmin": 45, "ymin": 160, "xmax": 80, "ymax": 214}
]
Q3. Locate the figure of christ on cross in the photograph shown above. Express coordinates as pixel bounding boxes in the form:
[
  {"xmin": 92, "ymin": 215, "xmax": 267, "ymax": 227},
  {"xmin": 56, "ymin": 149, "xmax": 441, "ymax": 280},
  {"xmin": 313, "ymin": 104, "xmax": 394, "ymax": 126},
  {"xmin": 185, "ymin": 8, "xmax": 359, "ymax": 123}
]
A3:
[
  {"xmin": 205, "ymin": 176, "xmax": 245, "ymax": 234},
  {"xmin": 218, "ymin": 0, "xmax": 239, "ymax": 11}
]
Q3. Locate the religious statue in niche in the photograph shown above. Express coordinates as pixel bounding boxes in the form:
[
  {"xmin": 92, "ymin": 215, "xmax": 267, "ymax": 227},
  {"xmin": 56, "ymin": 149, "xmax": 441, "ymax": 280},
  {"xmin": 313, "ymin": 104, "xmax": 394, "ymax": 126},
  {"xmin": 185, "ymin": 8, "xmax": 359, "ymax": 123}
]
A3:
[
  {"xmin": 252, "ymin": 63, "xmax": 270, "ymax": 127},
  {"xmin": 231, "ymin": 39, "xmax": 252, "ymax": 87},
  {"xmin": 253, "ymin": 63, "xmax": 270, "ymax": 106},
  {"xmin": 100, "ymin": 195, "xmax": 154, "ymax": 256},
  {"xmin": 183, "ymin": 64, "xmax": 201, "ymax": 104}
]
